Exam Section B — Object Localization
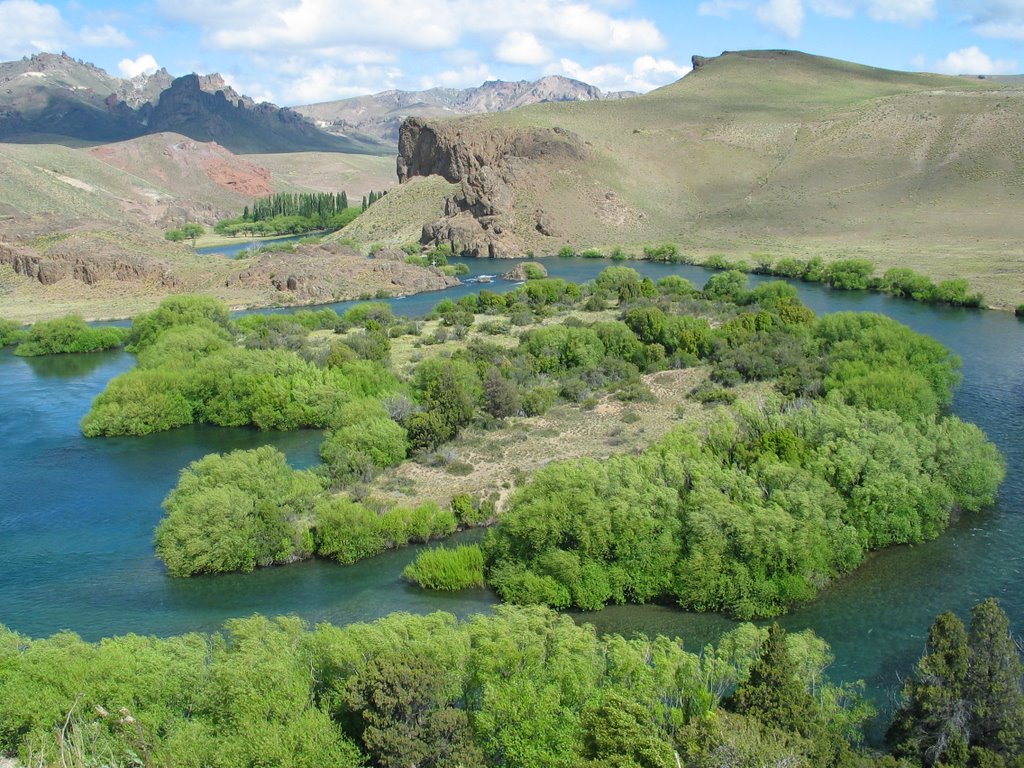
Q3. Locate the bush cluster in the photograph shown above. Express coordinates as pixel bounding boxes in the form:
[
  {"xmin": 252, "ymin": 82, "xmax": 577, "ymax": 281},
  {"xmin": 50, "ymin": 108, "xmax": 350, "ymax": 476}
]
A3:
[
  {"xmin": 0, "ymin": 606, "xmax": 892, "ymax": 768},
  {"xmin": 485, "ymin": 401, "xmax": 1003, "ymax": 618},
  {"xmin": 14, "ymin": 316, "xmax": 126, "ymax": 356}
]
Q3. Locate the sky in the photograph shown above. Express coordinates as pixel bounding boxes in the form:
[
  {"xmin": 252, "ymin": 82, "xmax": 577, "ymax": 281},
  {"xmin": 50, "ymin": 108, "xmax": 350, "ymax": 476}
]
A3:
[{"xmin": 1, "ymin": 0, "xmax": 1022, "ymax": 105}]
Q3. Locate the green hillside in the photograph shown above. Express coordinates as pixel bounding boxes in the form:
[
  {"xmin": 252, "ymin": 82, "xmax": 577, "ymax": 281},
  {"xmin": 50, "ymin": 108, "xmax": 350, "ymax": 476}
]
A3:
[{"xmin": 350, "ymin": 50, "xmax": 1024, "ymax": 307}]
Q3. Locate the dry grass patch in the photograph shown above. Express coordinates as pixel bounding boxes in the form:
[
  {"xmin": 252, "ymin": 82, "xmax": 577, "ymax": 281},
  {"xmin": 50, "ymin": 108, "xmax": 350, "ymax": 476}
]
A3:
[{"xmin": 366, "ymin": 367, "xmax": 767, "ymax": 512}]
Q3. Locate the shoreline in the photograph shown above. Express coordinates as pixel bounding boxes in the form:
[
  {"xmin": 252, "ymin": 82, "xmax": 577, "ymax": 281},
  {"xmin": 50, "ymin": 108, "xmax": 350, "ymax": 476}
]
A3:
[{"xmin": 2, "ymin": 251, "xmax": 1013, "ymax": 325}]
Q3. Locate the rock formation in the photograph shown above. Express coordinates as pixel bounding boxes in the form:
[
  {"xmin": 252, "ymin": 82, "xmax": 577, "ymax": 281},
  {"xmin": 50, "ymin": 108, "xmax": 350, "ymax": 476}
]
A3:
[
  {"xmin": 397, "ymin": 117, "xmax": 585, "ymax": 257},
  {"xmin": 0, "ymin": 237, "xmax": 179, "ymax": 288},
  {"xmin": 225, "ymin": 242, "xmax": 459, "ymax": 302},
  {"xmin": 502, "ymin": 261, "xmax": 547, "ymax": 280}
]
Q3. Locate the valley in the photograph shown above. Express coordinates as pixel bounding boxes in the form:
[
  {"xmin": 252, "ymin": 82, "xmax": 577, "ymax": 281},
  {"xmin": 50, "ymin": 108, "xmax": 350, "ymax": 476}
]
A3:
[{"xmin": 1, "ymin": 39, "xmax": 1023, "ymax": 768}]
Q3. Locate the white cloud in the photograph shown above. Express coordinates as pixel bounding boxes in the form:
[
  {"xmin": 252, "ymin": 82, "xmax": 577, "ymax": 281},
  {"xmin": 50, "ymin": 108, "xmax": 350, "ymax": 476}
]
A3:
[
  {"xmin": 910, "ymin": 53, "xmax": 926, "ymax": 68},
  {"xmin": 934, "ymin": 45, "xmax": 1017, "ymax": 75},
  {"xmin": 552, "ymin": 3, "xmax": 664, "ymax": 50},
  {"xmin": 695, "ymin": 0, "xmax": 935, "ymax": 34},
  {"xmin": 495, "ymin": 31, "xmax": 549, "ymax": 65},
  {"xmin": 220, "ymin": 72, "xmax": 277, "ymax": 104},
  {"xmin": 959, "ymin": 0, "xmax": 1024, "ymax": 39},
  {"xmin": 808, "ymin": 0, "xmax": 854, "ymax": 17},
  {"xmin": 697, "ymin": 0, "xmax": 749, "ymax": 18},
  {"xmin": 420, "ymin": 63, "xmax": 496, "ymax": 89},
  {"xmin": 866, "ymin": 0, "xmax": 934, "ymax": 24},
  {"xmin": 157, "ymin": 0, "xmax": 666, "ymax": 57},
  {"xmin": 757, "ymin": 0, "xmax": 804, "ymax": 37},
  {"xmin": 0, "ymin": 0, "xmax": 68, "ymax": 58},
  {"xmin": 228, "ymin": 60, "xmax": 407, "ymax": 104},
  {"xmin": 547, "ymin": 54, "xmax": 690, "ymax": 93},
  {"xmin": 79, "ymin": 23, "xmax": 131, "ymax": 47},
  {"xmin": 631, "ymin": 55, "xmax": 691, "ymax": 89},
  {"xmin": 118, "ymin": 53, "xmax": 159, "ymax": 77}
]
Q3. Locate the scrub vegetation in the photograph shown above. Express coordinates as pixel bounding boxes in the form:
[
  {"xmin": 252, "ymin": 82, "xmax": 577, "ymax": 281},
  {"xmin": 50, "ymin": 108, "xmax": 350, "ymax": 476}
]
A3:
[
  {"xmin": 0, "ymin": 600, "xmax": 1019, "ymax": 768},
  {"xmin": 79, "ymin": 269, "xmax": 1003, "ymax": 612}
]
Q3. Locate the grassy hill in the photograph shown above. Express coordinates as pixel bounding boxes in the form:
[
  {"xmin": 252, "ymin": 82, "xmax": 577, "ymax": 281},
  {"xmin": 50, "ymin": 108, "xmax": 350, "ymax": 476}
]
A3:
[
  {"xmin": 346, "ymin": 50, "xmax": 1024, "ymax": 307},
  {"xmin": 0, "ymin": 133, "xmax": 398, "ymax": 321}
]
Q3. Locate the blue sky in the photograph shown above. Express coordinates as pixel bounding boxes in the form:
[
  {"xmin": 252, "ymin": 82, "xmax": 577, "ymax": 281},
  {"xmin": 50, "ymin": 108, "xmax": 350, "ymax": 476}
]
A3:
[{"xmin": 2, "ymin": 0, "xmax": 1023, "ymax": 105}]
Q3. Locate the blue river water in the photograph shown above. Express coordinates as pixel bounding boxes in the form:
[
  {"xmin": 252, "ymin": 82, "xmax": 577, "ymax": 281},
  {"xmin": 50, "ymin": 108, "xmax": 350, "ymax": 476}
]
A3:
[{"xmin": 0, "ymin": 256, "xmax": 1020, "ymax": 732}]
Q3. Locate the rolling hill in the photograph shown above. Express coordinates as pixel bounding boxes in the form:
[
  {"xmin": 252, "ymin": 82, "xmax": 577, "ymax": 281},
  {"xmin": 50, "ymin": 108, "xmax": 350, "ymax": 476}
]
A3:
[{"xmin": 341, "ymin": 49, "xmax": 1024, "ymax": 307}]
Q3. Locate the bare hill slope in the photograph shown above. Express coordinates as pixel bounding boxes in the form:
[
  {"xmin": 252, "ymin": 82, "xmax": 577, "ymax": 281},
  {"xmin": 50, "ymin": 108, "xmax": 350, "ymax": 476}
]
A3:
[{"xmin": 346, "ymin": 50, "xmax": 1024, "ymax": 306}]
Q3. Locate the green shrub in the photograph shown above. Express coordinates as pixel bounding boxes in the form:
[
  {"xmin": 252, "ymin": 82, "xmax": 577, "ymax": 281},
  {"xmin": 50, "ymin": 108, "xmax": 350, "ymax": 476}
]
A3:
[
  {"xmin": 127, "ymin": 295, "xmax": 232, "ymax": 352},
  {"xmin": 0, "ymin": 319, "xmax": 27, "ymax": 347},
  {"xmin": 314, "ymin": 497, "xmax": 385, "ymax": 564},
  {"xmin": 320, "ymin": 401, "xmax": 408, "ymax": 482},
  {"xmin": 155, "ymin": 446, "xmax": 325, "ymax": 576},
  {"xmin": 522, "ymin": 263, "xmax": 546, "ymax": 280},
  {"xmin": 403, "ymin": 544, "xmax": 486, "ymax": 590},
  {"xmin": 484, "ymin": 398, "xmax": 1004, "ymax": 618},
  {"xmin": 15, "ymin": 316, "xmax": 127, "ymax": 356},
  {"xmin": 689, "ymin": 381, "xmax": 737, "ymax": 404},
  {"xmin": 825, "ymin": 259, "xmax": 875, "ymax": 291},
  {"xmin": 643, "ymin": 243, "xmax": 681, "ymax": 262}
]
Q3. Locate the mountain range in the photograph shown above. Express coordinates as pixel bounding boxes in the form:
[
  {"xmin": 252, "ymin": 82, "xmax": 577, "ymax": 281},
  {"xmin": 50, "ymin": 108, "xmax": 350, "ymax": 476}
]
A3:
[
  {"xmin": 0, "ymin": 53, "xmax": 386, "ymax": 154},
  {"xmin": 294, "ymin": 76, "xmax": 636, "ymax": 144},
  {"xmin": 0, "ymin": 53, "xmax": 637, "ymax": 152}
]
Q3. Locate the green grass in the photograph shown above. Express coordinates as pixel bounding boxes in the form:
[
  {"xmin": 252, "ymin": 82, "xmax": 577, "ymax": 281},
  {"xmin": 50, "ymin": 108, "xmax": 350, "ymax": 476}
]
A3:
[{"xmin": 402, "ymin": 544, "xmax": 486, "ymax": 591}]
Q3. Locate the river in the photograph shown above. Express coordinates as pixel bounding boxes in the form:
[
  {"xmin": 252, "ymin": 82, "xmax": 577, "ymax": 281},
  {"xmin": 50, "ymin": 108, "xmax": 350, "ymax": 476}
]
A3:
[{"xmin": 1, "ymin": 256, "xmax": 1020, "ymax": 729}]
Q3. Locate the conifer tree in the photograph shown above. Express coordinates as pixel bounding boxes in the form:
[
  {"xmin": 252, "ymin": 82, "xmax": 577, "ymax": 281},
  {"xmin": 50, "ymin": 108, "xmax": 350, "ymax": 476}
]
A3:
[
  {"xmin": 734, "ymin": 623, "xmax": 818, "ymax": 738},
  {"xmin": 967, "ymin": 598, "xmax": 1024, "ymax": 757},
  {"xmin": 889, "ymin": 612, "xmax": 971, "ymax": 766}
]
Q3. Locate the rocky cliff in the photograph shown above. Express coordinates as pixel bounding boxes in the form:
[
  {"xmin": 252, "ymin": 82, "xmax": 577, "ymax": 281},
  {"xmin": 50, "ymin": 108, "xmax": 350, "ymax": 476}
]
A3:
[
  {"xmin": 147, "ymin": 75, "xmax": 362, "ymax": 154},
  {"xmin": 397, "ymin": 117, "xmax": 585, "ymax": 257},
  {"xmin": 0, "ymin": 235, "xmax": 179, "ymax": 288}
]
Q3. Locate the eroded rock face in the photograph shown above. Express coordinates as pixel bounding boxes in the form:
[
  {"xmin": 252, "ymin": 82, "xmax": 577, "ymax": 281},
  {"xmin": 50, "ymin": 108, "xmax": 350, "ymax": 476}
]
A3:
[
  {"xmin": 397, "ymin": 117, "xmax": 585, "ymax": 257},
  {"xmin": 0, "ymin": 239, "xmax": 180, "ymax": 287},
  {"xmin": 225, "ymin": 241, "xmax": 459, "ymax": 301}
]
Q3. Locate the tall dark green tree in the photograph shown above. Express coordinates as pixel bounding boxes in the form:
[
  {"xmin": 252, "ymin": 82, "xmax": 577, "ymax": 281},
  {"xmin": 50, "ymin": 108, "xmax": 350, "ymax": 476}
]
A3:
[
  {"xmin": 966, "ymin": 599, "xmax": 1024, "ymax": 758},
  {"xmin": 344, "ymin": 647, "xmax": 483, "ymax": 768},
  {"xmin": 889, "ymin": 612, "xmax": 972, "ymax": 767},
  {"xmin": 733, "ymin": 623, "xmax": 818, "ymax": 738}
]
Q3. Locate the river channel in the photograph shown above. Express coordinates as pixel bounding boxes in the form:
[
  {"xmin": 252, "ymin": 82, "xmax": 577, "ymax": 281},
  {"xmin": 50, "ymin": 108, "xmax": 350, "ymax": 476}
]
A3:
[{"xmin": 1, "ymin": 256, "xmax": 1020, "ymax": 726}]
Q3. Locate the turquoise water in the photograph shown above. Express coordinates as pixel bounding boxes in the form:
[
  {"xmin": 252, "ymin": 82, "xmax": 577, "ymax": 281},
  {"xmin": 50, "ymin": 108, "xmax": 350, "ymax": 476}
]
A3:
[
  {"xmin": 195, "ymin": 233, "xmax": 319, "ymax": 259},
  {"xmin": 0, "ymin": 257, "xmax": 1020, "ymax": 730}
]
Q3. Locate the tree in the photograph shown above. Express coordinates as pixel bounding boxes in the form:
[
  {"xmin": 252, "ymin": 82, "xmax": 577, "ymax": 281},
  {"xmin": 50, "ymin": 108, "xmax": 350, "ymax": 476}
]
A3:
[
  {"xmin": 155, "ymin": 447, "xmax": 325, "ymax": 576},
  {"xmin": 482, "ymin": 366, "xmax": 520, "ymax": 418},
  {"xmin": 733, "ymin": 623, "xmax": 819, "ymax": 738},
  {"xmin": 412, "ymin": 357, "xmax": 482, "ymax": 443},
  {"xmin": 966, "ymin": 599, "xmax": 1024, "ymax": 756},
  {"xmin": 889, "ymin": 600, "xmax": 1024, "ymax": 767},
  {"xmin": 580, "ymin": 691, "xmax": 676, "ymax": 767},
  {"xmin": 344, "ymin": 647, "xmax": 483, "ymax": 768},
  {"xmin": 180, "ymin": 223, "xmax": 204, "ymax": 246}
]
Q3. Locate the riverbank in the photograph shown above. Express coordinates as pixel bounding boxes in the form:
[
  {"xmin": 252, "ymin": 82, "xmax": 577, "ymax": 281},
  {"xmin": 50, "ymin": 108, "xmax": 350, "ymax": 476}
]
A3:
[{"xmin": 0, "ymin": 242, "xmax": 457, "ymax": 324}]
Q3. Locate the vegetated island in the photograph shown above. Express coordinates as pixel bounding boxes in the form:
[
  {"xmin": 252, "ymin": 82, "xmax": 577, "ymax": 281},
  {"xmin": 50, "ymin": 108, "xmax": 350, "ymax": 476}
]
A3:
[{"xmin": 75, "ymin": 266, "xmax": 1004, "ymax": 622}]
